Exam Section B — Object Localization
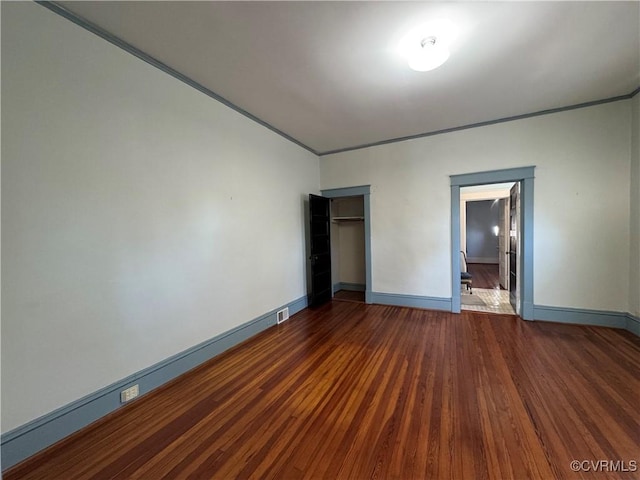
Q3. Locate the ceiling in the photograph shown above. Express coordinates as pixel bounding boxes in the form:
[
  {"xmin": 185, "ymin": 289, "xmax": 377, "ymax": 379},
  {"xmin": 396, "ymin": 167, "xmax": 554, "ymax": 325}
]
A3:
[
  {"xmin": 461, "ymin": 182, "xmax": 514, "ymax": 201},
  {"xmin": 54, "ymin": 1, "xmax": 640, "ymax": 155}
]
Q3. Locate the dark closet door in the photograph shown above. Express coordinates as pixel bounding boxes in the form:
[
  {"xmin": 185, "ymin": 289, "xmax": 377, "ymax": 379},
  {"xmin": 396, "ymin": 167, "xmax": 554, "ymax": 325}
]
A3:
[
  {"xmin": 509, "ymin": 183, "xmax": 519, "ymax": 312},
  {"xmin": 309, "ymin": 194, "xmax": 332, "ymax": 307}
]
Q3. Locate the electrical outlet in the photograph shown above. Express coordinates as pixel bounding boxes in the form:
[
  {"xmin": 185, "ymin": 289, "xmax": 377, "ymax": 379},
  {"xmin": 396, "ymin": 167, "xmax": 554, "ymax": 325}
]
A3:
[{"xmin": 120, "ymin": 384, "xmax": 139, "ymax": 403}]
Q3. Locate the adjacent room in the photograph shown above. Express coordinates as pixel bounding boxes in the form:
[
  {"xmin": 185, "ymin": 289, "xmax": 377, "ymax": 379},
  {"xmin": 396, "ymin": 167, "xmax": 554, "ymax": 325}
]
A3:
[
  {"xmin": 460, "ymin": 183, "xmax": 516, "ymax": 315},
  {"xmin": 2, "ymin": 1, "xmax": 639, "ymax": 478}
]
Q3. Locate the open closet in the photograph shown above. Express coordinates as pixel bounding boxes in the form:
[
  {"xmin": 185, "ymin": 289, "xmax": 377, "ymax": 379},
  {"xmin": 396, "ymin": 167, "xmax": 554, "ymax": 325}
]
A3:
[{"xmin": 330, "ymin": 196, "xmax": 366, "ymax": 301}]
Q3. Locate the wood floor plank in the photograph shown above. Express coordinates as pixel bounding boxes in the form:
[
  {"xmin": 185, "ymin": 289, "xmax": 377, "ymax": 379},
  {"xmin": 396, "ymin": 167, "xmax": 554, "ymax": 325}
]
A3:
[
  {"xmin": 5, "ymin": 302, "xmax": 640, "ymax": 480},
  {"xmin": 467, "ymin": 263, "xmax": 502, "ymax": 290}
]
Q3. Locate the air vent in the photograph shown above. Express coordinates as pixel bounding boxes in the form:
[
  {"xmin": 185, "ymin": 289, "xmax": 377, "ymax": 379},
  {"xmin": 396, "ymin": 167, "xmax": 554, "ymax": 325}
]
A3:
[{"xmin": 277, "ymin": 307, "xmax": 289, "ymax": 324}]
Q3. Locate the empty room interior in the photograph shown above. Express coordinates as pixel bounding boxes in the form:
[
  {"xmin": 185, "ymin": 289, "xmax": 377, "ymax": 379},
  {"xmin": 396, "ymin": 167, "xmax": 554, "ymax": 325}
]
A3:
[{"xmin": 2, "ymin": 1, "xmax": 639, "ymax": 479}]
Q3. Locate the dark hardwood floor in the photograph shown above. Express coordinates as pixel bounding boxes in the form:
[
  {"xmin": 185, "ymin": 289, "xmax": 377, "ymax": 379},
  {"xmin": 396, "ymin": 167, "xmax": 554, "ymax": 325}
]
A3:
[
  {"xmin": 467, "ymin": 262, "xmax": 503, "ymax": 289},
  {"xmin": 333, "ymin": 289, "xmax": 365, "ymax": 303},
  {"xmin": 5, "ymin": 302, "xmax": 640, "ymax": 479}
]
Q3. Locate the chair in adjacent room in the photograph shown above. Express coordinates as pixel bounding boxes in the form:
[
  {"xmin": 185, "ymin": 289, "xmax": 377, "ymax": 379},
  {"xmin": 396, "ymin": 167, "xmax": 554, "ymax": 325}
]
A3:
[{"xmin": 460, "ymin": 251, "xmax": 473, "ymax": 294}]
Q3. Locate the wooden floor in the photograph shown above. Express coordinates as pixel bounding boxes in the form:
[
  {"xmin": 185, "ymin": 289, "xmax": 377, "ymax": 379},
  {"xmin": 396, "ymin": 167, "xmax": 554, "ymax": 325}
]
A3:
[
  {"xmin": 6, "ymin": 302, "xmax": 640, "ymax": 479},
  {"xmin": 333, "ymin": 290, "xmax": 365, "ymax": 303},
  {"xmin": 467, "ymin": 263, "xmax": 502, "ymax": 289}
]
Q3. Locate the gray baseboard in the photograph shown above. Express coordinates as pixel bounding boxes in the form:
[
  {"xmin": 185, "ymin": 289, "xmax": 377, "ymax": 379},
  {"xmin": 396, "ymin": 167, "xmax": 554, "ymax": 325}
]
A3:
[
  {"xmin": 371, "ymin": 292, "xmax": 451, "ymax": 311},
  {"xmin": 335, "ymin": 282, "xmax": 366, "ymax": 292},
  {"xmin": 626, "ymin": 314, "xmax": 640, "ymax": 337},
  {"xmin": 522, "ymin": 301, "xmax": 535, "ymax": 321},
  {"xmin": 1, "ymin": 295, "xmax": 308, "ymax": 470},
  {"xmin": 466, "ymin": 258, "xmax": 499, "ymax": 264},
  {"xmin": 533, "ymin": 305, "xmax": 628, "ymax": 329}
]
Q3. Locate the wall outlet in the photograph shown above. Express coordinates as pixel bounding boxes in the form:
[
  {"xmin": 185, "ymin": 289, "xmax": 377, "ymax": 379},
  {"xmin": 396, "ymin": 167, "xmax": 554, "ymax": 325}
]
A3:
[
  {"xmin": 120, "ymin": 384, "xmax": 139, "ymax": 403},
  {"xmin": 277, "ymin": 307, "xmax": 289, "ymax": 324}
]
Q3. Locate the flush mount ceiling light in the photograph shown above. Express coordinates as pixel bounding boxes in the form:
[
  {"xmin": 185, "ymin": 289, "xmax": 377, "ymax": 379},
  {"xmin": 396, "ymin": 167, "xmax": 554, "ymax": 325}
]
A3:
[
  {"xmin": 407, "ymin": 36, "xmax": 450, "ymax": 72},
  {"xmin": 398, "ymin": 19, "xmax": 457, "ymax": 72}
]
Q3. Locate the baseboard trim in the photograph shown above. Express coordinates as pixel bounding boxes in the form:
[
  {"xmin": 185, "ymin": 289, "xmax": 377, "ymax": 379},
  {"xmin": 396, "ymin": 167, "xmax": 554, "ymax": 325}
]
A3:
[
  {"xmin": 1, "ymin": 295, "xmax": 308, "ymax": 470},
  {"xmin": 626, "ymin": 313, "xmax": 640, "ymax": 337},
  {"xmin": 533, "ymin": 305, "xmax": 628, "ymax": 329},
  {"xmin": 371, "ymin": 292, "xmax": 451, "ymax": 311},
  {"xmin": 335, "ymin": 282, "xmax": 366, "ymax": 292},
  {"xmin": 522, "ymin": 301, "xmax": 534, "ymax": 321},
  {"xmin": 466, "ymin": 258, "xmax": 499, "ymax": 264}
]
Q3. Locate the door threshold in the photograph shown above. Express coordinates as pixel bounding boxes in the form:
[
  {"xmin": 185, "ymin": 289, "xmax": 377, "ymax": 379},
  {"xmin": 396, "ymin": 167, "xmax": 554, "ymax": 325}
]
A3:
[{"xmin": 333, "ymin": 290, "xmax": 365, "ymax": 304}]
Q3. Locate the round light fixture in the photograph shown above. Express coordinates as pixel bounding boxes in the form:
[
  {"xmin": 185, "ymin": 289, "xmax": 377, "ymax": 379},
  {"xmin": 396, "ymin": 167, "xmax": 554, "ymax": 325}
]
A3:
[
  {"xmin": 407, "ymin": 36, "xmax": 450, "ymax": 72},
  {"xmin": 398, "ymin": 20, "xmax": 456, "ymax": 72}
]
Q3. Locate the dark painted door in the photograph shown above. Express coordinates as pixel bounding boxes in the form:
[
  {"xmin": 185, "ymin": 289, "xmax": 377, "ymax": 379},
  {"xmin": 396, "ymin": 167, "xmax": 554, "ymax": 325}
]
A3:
[
  {"xmin": 309, "ymin": 194, "xmax": 332, "ymax": 307},
  {"xmin": 509, "ymin": 183, "xmax": 519, "ymax": 312}
]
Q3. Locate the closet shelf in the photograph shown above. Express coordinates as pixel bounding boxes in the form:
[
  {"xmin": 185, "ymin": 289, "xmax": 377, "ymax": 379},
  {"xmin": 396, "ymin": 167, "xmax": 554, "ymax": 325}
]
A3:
[{"xmin": 332, "ymin": 216, "xmax": 364, "ymax": 222}]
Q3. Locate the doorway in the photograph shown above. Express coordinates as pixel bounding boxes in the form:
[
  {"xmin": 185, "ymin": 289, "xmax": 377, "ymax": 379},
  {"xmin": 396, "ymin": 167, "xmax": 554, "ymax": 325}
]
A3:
[
  {"xmin": 450, "ymin": 167, "xmax": 535, "ymax": 319},
  {"xmin": 460, "ymin": 182, "xmax": 519, "ymax": 315},
  {"xmin": 331, "ymin": 196, "xmax": 366, "ymax": 304},
  {"xmin": 460, "ymin": 183, "xmax": 516, "ymax": 315},
  {"xmin": 319, "ymin": 185, "xmax": 372, "ymax": 304}
]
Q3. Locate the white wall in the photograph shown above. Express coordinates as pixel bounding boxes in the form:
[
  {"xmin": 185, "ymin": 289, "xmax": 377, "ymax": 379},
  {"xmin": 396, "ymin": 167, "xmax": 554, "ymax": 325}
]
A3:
[
  {"xmin": 1, "ymin": 2, "xmax": 319, "ymax": 433},
  {"xmin": 339, "ymin": 223, "xmax": 365, "ymax": 284},
  {"xmin": 330, "ymin": 202, "xmax": 341, "ymax": 288},
  {"xmin": 320, "ymin": 100, "xmax": 632, "ymax": 311},
  {"xmin": 630, "ymin": 94, "xmax": 640, "ymax": 318}
]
